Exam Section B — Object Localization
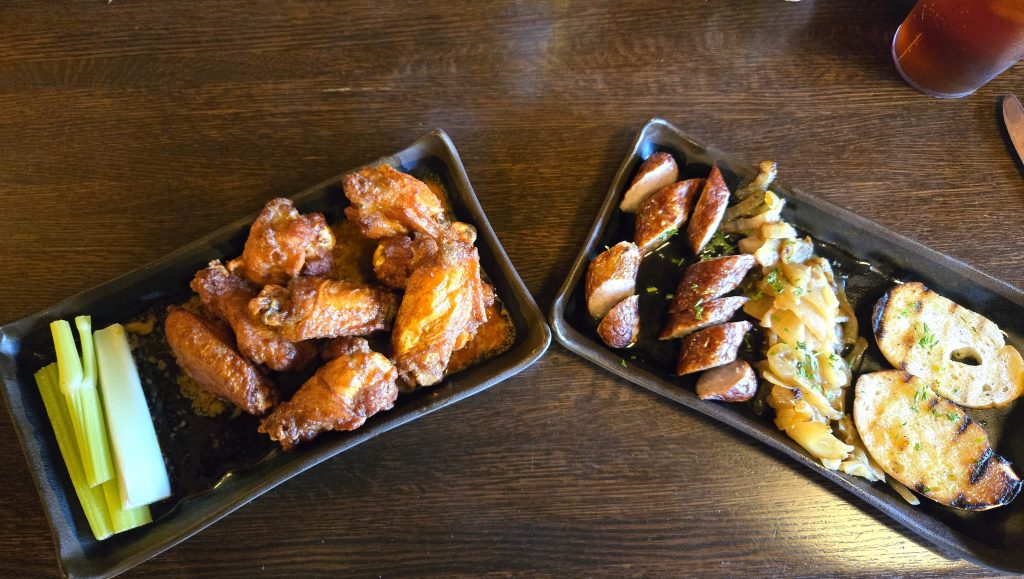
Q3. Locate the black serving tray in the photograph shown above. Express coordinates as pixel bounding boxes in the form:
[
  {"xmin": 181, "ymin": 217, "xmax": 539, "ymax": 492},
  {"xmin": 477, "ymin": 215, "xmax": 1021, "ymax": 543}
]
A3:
[
  {"xmin": 550, "ymin": 118, "xmax": 1024, "ymax": 573},
  {"xmin": 0, "ymin": 129, "xmax": 551, "ymax": 579}
]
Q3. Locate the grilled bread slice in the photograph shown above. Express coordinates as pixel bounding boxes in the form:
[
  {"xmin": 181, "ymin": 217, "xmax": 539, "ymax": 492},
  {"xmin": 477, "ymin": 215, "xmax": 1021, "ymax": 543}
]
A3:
[
  {"xmin": 854, "ymin": 371, "xmax": 1021, "ymax": 510},
  {"xmin": 597, "ymin": 295, "xmax": 639, "ymax": 349},
  {"xmin": 619, "ymin": 152, "xmax": 679, "ymax": 213},
  {"xmin": 585, "ymin": 241, "xmax": 641, "ymax": 319},
  {"xmin": 873, "ymin": 282, "xmax": 1024, "ymax": 408}
]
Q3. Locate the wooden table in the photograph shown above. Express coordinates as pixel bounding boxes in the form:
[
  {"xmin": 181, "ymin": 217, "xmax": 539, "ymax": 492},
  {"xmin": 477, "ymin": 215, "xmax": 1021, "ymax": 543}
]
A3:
[{"xmin": 1, "ymin": 1, "xmax": 1021, "ymax": 576}]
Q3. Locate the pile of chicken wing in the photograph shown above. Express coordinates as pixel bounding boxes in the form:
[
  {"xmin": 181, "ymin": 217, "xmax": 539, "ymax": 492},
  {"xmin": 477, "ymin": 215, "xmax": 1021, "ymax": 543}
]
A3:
[{"xmin": 165, "ymin": 165, "xmax": 513, "ymax": 451}]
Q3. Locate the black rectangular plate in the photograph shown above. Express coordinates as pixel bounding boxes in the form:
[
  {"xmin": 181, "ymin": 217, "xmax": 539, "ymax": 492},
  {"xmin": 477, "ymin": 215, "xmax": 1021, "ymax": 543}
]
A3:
[
  {"xmin": 0, "ymin": 129, "xmax": 551, "ymax": 579},
  {"xmin": 550, "ymin": 118, "xmax": 1024, "ymax": 573}
]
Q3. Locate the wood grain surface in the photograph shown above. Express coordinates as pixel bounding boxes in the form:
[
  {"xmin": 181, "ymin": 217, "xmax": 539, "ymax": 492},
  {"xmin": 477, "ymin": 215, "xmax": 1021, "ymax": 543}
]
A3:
[{"xmin": 1, "ymin": 0, "xmax": 1022, "ymax": 576}]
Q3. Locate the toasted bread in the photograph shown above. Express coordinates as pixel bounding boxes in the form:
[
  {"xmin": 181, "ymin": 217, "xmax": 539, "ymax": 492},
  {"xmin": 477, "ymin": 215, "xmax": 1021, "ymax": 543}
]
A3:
[
  {"xmin": 854, "ymin": 371, "xmax": 1021, "ymax": 510},
  {"xmin": 873, "ymin": 282, "xmax": 1024, "ymax": 408},
  {"xmin": 585, "ymin": 241, "xmax": 641, "ymax": 319},
  {"xmin": 619, "ymin": 152, "xmax": 679, "ymax": 213}
]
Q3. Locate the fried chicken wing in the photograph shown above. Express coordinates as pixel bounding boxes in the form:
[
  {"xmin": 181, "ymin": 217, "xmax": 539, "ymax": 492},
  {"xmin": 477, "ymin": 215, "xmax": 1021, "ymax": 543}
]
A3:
[
  {"xmin": 249, "ymin": 277, "xmax": 399, "ymax": 341},
  {"xmin": 391, "ymin": 234, "xmax": 491, "ymax": 387},
  {"xmin": 229, "ymin": 198, "xmax": 336, "ymax": 286},
  {"xmin": 446, "ymin": 299, "xmax": 515, "ymax": 374},
  {"xmin": 258, "ymin": 347, "xmax": 399, "ymax": 451},
  {"xmin": 342, "ymin": 164, "xmax": 449, "ymax": 239},
  {"xmin": 372, "ymin": 223, "xmax": 477, "ymax": 289},
  {"xmin": 165, "ymin": 307, "xmax": 277, "ymax": 415},
  {"xmin": 191, "ymin": 262, "xmax": 317, "ymax": 372}
]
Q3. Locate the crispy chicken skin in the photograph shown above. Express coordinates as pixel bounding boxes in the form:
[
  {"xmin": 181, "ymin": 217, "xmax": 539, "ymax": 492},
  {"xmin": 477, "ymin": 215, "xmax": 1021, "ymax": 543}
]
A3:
[
  {"xmin": 391, "ymin": 234, "xmax": 492, "ymax": 387},
  {"xmin": 446, "ymin": 298, "xmax": 515, "ymax": 374},
  {"xmin": 165, "ymin": 307, "xmax": 277, "ymax": 415},
  {"xmin": 259, "ymin": 347, "xmax": 399, "ymax": 451},
  {"xmin": 249, "ymin": 276, "xmax": 399, "ymax": 342},
  {"xmin": 372, "ymin": 222, "xmax": 477, "ymax": 289},
  {"xmin": 191, "ymin": 262, "xmax": 317, "ymax": 372},
  {"xmin": 343, "ymin": 164, "xmax": 449, "ymax": 240},
  {"xmin": 229, "ymin": 198, "xmax": 336, "ymax": 286}
]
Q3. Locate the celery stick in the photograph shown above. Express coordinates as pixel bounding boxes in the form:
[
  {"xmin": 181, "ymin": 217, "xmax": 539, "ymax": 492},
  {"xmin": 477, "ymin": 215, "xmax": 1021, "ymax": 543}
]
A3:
[
  {"xmin": 95, "ymin": 324, "xmax": 171, "ymax": 508},
  {"xmin": 73, "ymin": 316, "xmax": 115, "ymax": 487},
  {"xmin": 101, "ymin": 479, "xmax": 151, "ymax": 534},
  {"xmin": 50, "ymin": 320, "xmax": 95, "ymax": 485},
  {"xmin": 35, "ymin": 364, "xmax": 114, "ymax": 541}
]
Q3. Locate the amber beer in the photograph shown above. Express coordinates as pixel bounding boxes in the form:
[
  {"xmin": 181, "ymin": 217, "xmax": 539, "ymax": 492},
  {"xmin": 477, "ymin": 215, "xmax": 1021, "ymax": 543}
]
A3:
[{"xmin": 893, "ymin": 0, "xmax": 1024, "ymax": 98}]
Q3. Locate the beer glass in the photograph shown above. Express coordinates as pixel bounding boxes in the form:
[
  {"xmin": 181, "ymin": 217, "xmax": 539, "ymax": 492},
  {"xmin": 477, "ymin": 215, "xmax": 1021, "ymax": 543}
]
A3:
[{"xmin": 892, "ymin": 0, "xmax": 1024, "ymax": 98}]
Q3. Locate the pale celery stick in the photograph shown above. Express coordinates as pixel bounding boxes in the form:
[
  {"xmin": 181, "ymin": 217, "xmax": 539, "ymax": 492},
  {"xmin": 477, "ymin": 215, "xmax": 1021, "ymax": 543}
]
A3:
[
  {"xmin": 94, "ymin": 323, "xmax": 171, "ymax": 508},
  {"xmin": 73, "ymin": 316, "xmax": 115, "ymax": 487},
  {"xmin": 35, "ymin": 364, "xmax": 114, "ymax": 541}
]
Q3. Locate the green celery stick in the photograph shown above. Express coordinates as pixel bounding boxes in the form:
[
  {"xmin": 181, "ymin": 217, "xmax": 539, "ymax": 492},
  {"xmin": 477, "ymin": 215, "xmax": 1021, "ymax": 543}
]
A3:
[
  {"xmin": 50, "ymin": 320, "xmax": 93, "ymax": 482},
  {"xmin": 35, "ymin": 364, "xmax": 114, "ymax": 541},
  {"xmin": 73, "ymin": 316, "xmax": 115, "ymax": 486},
  {"xmin": 101, "ymin": 479, "xmax": 151, "ymax": 534}
]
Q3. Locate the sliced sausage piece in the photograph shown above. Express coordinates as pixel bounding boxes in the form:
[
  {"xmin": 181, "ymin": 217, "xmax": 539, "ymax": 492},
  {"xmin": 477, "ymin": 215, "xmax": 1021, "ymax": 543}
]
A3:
[
  {"xmin": 668, "ymin": 254, "xmax": 756, "ymax": 313},
  {"xmin": 597, "ymin": 295, "xmax": 640, "ymax": 348},
  {"xmin": 686, "ymin": 165, "xmax": 731, "ymax": 253},
  {"xmin": 619, "ymin": 152, "xmax": 679, "ymax": 213},
  {"xmin": 696, "ymin": 360, "xmax": 758, "ymax": 402},
  {"xmin": 660, "ymin": 296, "xmax": 748, "ymax": 340},
  {"xmin": 585, "ymin": 241, "xmax": 641, "ymax": 318},
  {"xmin": 676, "ymin": 321, "xmax": 752, "ymax": 376},
  {"xmin": 634, "ymin": 178, "xmax": 704, "ymax": 256}
]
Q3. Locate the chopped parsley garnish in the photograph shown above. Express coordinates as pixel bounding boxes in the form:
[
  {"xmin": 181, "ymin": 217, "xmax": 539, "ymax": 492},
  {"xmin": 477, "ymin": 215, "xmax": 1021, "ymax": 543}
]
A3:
[
  {"xmin": 690, "ymin": 283, "xmax": 699, "ymax": 291},
  {"xmin": 914, "ymin": 442, "xmax": 921, "ymax": 451},
  {"xmin": 646, "ymin": 286, "xmax": 658, "ymax": 293},
  {"xmin": 748, "ymin": 288, "xmax": 764, "ymax": 301},
  {"xmin": 792, "ymin": 287, "xmax": 804, "ymax": 296},
  {"xmin": 698, "ymin": 231, "xmax": 737, "ymax": 260},
  {"xmin": 620, "ymin": 359, "xmax": 628, "ymax": 368},
  {"xmin": 922, "ymin": 486, "xmax": 932, "ymax": 493},
  {"xmin": 671, "ymin": 257, "xmax": 684, "ymax": 266},
  {"xmin": 918, "ymin": 323, "xmax": 939, "ymax": 353},
  {"xmin": 912, "ymin": 383, "xmax": 929, "ymax": 413},
  {"xmin": 976, "ymin": 437, "xmax": 986, "ymax": 444},
  {"xmin": 765, "ymin": 269, "xmax": 784, "ymax": 294},
  {"xmin": 899, "ymin": 306, "xmax": 911, "ymax": 318},
  {"xmin": 796, "ymin": 340, "xmax": 808, "ymax": 351},
  {"xmin": 665, "ymin": 293, "xmax": 674, "ymax": 301},
  {"xmin": 947, "ymin": 412, "xmax": 959, "ymax": 422},
  {"xmin": 692, "ymin": 299, "xmax": 704, "ymax": 320},
  {"xmin": 660, "ymin": 227, "xmax": 679, "ymax": 240}
]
